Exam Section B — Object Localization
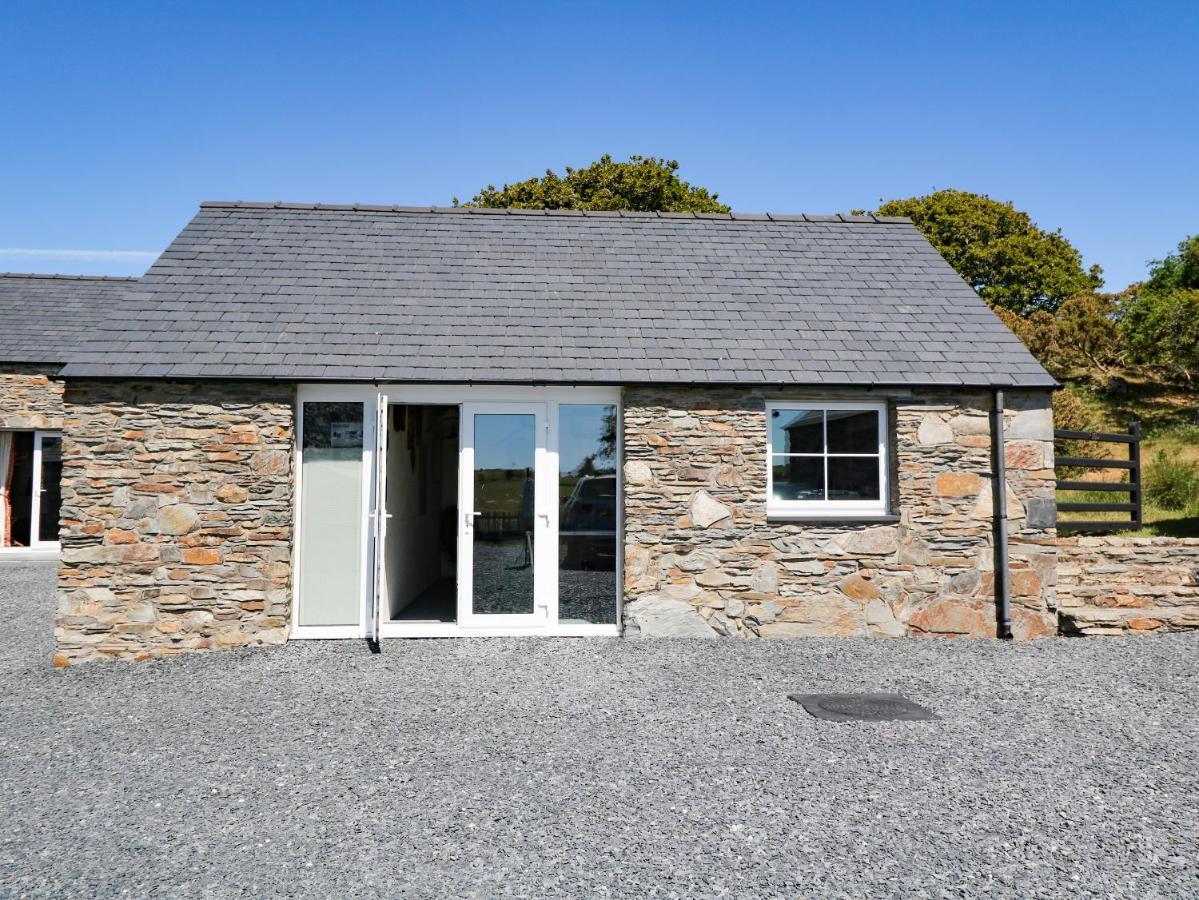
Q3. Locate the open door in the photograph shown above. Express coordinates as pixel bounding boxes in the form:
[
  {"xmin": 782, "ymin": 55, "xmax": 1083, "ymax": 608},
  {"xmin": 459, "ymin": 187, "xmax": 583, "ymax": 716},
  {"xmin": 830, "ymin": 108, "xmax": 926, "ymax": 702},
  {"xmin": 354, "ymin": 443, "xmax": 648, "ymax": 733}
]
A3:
[
  {"xmin": 370, "ymin": 393, "xmax": 390, "ymax": 641},
  {"xmin": 293, "ymin": 394, "xmax": 371, "ymax": 639}
]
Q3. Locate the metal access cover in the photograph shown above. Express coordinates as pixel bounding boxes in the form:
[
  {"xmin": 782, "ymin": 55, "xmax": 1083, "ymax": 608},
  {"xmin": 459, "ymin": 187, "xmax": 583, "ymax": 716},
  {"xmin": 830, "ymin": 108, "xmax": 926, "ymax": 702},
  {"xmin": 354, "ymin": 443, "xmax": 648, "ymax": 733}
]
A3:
[{"xmin": 789, "ymin": 693, "xmax": 938, "ymax": 722}]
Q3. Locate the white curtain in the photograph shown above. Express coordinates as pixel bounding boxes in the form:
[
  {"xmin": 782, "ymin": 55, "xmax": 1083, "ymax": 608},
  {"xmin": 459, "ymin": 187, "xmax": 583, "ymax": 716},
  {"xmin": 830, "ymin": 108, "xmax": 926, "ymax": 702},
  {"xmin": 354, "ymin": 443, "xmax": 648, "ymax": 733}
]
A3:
[{"xmin": 0, "ymin": 432, "xmax": 11, "ymax": 548}]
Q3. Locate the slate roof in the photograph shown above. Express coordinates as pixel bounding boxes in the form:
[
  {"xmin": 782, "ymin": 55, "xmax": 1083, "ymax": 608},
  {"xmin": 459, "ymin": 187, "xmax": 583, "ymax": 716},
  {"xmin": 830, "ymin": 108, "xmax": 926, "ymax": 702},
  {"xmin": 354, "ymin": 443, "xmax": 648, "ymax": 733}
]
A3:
[
  {"xmin": 62, "ymin": 202, "xmax": 1055, "ymax": 387},
  {"xmin": 0, "ymin": 273, "xmax": 139, "ymax": 365}
]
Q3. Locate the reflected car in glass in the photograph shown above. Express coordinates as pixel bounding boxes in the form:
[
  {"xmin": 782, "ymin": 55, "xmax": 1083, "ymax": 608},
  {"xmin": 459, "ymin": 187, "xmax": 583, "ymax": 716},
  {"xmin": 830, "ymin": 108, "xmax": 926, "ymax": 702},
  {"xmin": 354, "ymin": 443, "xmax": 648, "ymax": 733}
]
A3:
[{"xmin": 559, "ymin": 474, "xmax": 617, "ymax": 570}]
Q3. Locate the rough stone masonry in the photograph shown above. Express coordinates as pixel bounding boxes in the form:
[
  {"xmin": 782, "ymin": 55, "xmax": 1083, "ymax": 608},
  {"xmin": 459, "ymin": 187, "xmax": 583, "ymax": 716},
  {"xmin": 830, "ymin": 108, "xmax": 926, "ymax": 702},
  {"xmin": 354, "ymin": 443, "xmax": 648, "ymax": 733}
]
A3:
[
  {"xmin": 48, "ymin": 380, "xmax": 1061, "ymax": 664},
  {"xmin": 621, "ymin": 386, "xmax": 1058, "ymax": 639},
  {"xmin": 1057, "ymin": 536, "xmax": 1199, "ymax": 634},
  {"xmin": 0, "ymin": 365, "xmax": 65, "ymax": 430},
  {"xmin": 53, "ymin": 381, "xmax": 294, "ymax": 665}
]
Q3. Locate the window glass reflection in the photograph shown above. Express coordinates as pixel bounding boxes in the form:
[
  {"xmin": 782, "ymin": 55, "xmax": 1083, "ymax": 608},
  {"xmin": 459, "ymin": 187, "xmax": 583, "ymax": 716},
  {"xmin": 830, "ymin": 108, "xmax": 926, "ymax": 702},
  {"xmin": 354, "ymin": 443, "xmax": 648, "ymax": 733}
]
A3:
[
  {"xmin": 770, "ymin": 408, "xmax": 822, "ymax": 454},
  {"xmin": 826, "ymin": 410, "xmax": 878, "ymax": 453},
  {"xmin": 771, "ymin": 457, "xmax": 824, "ymax": 502},
  {"xmin": 558, "ymin": 404, "xmax": 618, "ymax": 624},
  {"xmin": 472, "ymin": 414, "xmax": 536, "ymax": 616},
  {"xmin": 37, "ymin": 435, "xmax": 62, "ymax": 543},
  {"xmin": 827, "ymin": 456, "xmax": 880, "ymax": 501}
]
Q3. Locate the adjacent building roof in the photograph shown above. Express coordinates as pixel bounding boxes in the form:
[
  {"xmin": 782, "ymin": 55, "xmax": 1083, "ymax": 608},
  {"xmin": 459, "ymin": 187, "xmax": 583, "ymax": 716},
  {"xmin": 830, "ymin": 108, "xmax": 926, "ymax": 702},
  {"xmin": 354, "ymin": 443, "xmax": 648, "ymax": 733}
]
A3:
[
  {"xmin": 0, "ymin": 273, "xmax": 139, "ymax": 365},
  {"xmin": 62, "ymin": 202, "xmax": 1054, "ymax": 387}
]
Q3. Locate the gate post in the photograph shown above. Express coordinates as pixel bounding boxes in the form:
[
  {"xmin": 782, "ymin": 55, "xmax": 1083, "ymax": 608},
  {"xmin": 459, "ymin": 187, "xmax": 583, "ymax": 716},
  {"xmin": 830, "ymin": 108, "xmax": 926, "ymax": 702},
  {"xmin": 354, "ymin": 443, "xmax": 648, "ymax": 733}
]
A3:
[{"xmin": 1129, "ymin": 421, "xmax": 1142, "ymax": 530}]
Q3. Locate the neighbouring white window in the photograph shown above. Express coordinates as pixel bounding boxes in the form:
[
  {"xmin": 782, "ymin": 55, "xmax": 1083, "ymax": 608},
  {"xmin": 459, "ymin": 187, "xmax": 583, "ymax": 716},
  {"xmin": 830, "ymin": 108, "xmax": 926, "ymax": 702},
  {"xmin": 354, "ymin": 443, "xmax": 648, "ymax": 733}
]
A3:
[
  {"xmin": 766, "ymin": 402, "xmax": 889, "ymax": 518},
  {"xmin": 0, "ymin": 429, "xmax": 63, "ymax": 549}
]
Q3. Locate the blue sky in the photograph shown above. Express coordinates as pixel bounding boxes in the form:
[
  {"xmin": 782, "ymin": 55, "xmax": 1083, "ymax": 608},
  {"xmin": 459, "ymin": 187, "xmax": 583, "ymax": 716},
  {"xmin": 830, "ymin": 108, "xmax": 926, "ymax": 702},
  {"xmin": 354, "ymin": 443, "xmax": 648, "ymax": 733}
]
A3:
[{"xmin": 2, "ymin": 1, "xmax": 1195, "ymax": 289}]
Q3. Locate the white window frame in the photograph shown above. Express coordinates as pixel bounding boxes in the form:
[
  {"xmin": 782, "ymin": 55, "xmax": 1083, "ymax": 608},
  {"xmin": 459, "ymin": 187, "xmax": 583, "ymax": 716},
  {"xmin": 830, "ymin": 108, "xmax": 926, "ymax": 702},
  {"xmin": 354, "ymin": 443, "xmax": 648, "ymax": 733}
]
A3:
[{"xmin": 765, "ymin": 401, "xmax": 889, "ymax": 519}]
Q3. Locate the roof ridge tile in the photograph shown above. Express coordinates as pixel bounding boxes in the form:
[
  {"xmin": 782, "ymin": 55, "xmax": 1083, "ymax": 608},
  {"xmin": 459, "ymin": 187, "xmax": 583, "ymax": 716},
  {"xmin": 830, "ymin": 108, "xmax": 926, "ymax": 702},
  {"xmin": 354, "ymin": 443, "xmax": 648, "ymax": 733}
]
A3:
[
  {"xmin": 196, "ymin": 200, "xmax": 913, "ymax": 225},
  {"xmin": 0, "ymin": 272, "xmax": 139, "ymax": 282}
]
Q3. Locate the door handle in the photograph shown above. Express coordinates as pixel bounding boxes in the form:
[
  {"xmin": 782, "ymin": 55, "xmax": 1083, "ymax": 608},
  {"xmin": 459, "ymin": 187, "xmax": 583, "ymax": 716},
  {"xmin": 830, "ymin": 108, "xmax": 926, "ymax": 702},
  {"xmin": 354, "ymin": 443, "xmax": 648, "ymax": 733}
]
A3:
[
  {"xmin": 465, "ymin": 511, "xmax": 480, "ymax": 526},
  {"xmin": 538, "ymin": 513, "xmax": 550, "ymax": 526}
]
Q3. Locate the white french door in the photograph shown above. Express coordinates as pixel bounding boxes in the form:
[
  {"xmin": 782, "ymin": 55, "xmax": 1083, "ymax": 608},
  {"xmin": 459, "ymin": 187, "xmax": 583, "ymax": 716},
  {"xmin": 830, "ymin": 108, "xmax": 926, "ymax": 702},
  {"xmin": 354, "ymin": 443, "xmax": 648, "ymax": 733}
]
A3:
[
  {"xmin": 292, "ymin": 385, "xmax": 621, "ymax": 640},
  {"xmin": 458, "ymin": 402, "xmax": 554, "ymax": 629}
]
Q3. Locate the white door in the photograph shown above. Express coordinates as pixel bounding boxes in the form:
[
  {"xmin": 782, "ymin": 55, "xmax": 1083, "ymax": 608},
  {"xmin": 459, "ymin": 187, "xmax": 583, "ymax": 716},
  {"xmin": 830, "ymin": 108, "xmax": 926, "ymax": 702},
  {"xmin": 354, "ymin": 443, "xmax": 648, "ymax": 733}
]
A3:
[
  {"xmin": 458, "ymin": 402, "xmax": 553, "ymax": 628},
  {"xmin": 31, "ymin": 431, "xmax": 63, "ymax": 549},
  {"xmin": 293, "ymin": 393, "xmax": 372, "ymax": 639}
]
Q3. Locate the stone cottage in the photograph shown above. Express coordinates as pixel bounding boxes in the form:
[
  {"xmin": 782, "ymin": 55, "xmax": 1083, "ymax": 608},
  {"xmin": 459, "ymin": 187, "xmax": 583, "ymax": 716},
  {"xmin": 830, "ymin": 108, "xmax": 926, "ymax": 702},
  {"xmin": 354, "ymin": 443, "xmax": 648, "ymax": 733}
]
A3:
[{"xmin": 0, "ymin": 203, "xmax": 1061, "ymax": 665}]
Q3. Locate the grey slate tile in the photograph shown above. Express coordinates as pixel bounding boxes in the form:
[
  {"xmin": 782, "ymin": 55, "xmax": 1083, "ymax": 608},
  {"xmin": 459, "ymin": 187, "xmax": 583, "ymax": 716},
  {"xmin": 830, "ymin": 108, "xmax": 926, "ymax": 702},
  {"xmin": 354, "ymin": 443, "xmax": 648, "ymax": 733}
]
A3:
[
  {"xmin": 0, "ymin": 275, "xmax": 139, "ymax": 364},
  {"xmin": 5, "ymin": 204, "xmax": 1057, "ymax": 389}
]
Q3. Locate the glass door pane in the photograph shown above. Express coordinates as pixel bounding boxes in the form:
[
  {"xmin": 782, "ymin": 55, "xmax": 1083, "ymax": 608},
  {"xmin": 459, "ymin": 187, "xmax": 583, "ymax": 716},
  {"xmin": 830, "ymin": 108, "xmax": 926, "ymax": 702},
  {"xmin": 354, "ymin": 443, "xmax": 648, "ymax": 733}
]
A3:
[
  {"xmin": 557, "ymin": 404, "xmax": 618, "ymax": 624},
  {"xmin": 35, "ymin": 433, "xmax": 62, "ymax": 544},
  {"xmin": 297, "ymin": 402, "xmax": 366, "ymax": 628},
  {"xmin": 470, "ymin": 412, "xmax": 537, "ymax": 616}
]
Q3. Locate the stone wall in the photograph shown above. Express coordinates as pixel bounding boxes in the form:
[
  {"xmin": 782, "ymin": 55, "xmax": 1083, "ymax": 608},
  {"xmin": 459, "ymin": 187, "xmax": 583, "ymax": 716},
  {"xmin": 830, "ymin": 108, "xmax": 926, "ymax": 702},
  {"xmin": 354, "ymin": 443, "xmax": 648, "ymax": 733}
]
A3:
[
  {"xmin": 1056, "ymin": 536, "xmax": 1199, "ymax": 634},
  {"xmin": 622, "ymin": 387, "xmax": 1057, "ymax": 639},
  {"xmin": 54, "ymin": 381, "xmax": 295, "ymax": 665},
  {"xmin": 0, "ymin": 365, "xmax": 64, "ymax": 430}
]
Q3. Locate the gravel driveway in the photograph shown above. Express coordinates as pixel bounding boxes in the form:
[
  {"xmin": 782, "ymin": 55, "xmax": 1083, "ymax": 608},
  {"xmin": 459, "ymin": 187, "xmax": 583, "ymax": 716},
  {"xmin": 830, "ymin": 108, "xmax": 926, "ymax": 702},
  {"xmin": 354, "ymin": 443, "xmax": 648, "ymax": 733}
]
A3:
[{"xmin": 2, "ymin": 561, "xmax": 1196, "ymax": 897}]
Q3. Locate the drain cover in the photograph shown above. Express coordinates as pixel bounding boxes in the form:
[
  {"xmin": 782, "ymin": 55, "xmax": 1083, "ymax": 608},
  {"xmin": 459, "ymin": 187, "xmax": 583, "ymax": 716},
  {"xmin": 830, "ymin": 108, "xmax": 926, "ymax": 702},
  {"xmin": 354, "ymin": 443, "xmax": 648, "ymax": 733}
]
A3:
[{"xmin": 789, "ymin": 693, "xmax": 938, "ymax": 722}]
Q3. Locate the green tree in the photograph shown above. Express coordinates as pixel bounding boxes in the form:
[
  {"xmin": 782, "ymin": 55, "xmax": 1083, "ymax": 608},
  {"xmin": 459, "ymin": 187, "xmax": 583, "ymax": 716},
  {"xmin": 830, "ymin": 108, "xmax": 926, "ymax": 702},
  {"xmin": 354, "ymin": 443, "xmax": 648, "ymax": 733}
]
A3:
[
  {"xmin": 1142, "ymin": 234, "xmax": 1199, "ymax": 292},
  {"xmin": 870, "ymin": 189, "xmax": 1102, "ymax": 315},
  {"xmin": 457, "ymin": 154, "xmax": 730, "ymax": 213},
  {"xmin": 1120, "ymin": 236, "xmax": 1199, "ymax": 384}
]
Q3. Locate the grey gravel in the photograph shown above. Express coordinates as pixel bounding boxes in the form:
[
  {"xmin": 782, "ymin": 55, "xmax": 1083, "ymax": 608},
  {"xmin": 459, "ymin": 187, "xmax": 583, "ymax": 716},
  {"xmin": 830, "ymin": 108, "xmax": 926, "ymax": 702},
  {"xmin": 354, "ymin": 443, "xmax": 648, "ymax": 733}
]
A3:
[{"xmin": 1, "ymin": 560, "xmax": 1196, "ymax": 898}]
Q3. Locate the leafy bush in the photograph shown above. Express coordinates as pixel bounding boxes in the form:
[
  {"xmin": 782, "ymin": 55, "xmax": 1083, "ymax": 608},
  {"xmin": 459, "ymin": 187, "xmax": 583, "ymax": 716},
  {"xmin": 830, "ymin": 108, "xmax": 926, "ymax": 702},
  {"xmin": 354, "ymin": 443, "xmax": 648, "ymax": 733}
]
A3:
[
  {"xmin": 1143, "ymin": 235, "xmax": 1199, "ymax": 293},
  {"xmin": 1120, "ymin": 287, "xmax": 1199, "ymax": 386},
  {"xmin": 1051, "ymin": 385, "xmax": 1118, "ymax": 462},
  {"xmin": 1052, "ymin": 385, "xmax": 1102, "ymax": 433},
  {"xmin": 1144, "ymin": 450, "xmax": 1199, "ymax": 511},
  {"xmin": 1055, "ymin": 291, "xmax": 1125, "ymax": 374},
  {"xmin": 989, "ymin": 234, "xmax": 1199, "ymax": 391},
  {"xmin": 459, "ymin": 155, "xmax": 730, "ymax": 213},
  {"xmin": 1119, "ymin": 236, "xmax": 1199, "ymax": 386},
  {"xmin": 994, "ymin": 290, "xmax": 1124, "ymax": 381}
]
